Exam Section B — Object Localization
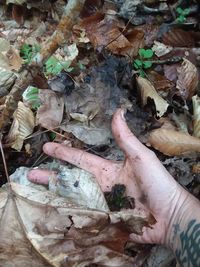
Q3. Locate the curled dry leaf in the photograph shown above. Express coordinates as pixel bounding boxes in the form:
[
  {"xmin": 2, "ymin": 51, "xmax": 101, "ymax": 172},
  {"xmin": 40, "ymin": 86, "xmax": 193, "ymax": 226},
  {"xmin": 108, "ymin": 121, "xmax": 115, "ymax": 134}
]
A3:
[
  {"xmin": 136, "ymin": 76, "xmax": 169, "ymax": 117},
  {"xmin": 36, "ymin": 89, "xmax": 64, "ymax": 129},
  {"xmin": 192, "ymin": 95, "xmax": 200, "ymax": 138},
  {"xmin": 176, "ymin": 58, "xmax": 198, "ymax": 100},
  {"xmin": 148, "ymin": 128, "xmax": 200, "ymax": 156},
  {"xmin": 7, "ymin": 101, "xmax": 35, "ymax": 151}
]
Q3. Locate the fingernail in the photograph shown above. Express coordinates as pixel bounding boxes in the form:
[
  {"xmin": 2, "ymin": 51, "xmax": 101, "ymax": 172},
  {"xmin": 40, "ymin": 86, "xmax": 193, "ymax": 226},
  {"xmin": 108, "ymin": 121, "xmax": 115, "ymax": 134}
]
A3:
[{"xmin": 121, "ymin": 109, "xmax": 126, "ymax": 121}]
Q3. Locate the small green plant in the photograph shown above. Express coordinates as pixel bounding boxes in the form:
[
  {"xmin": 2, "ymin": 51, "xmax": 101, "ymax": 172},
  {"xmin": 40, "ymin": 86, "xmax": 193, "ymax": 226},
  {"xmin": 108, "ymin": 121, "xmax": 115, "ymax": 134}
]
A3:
[
  {"xmin": 176, "ymin": 7, "xmax": 190, "ymax": 23},
  {"xmin": 20, "ymin": 43, "xmax": 40, "ymax": 64},
  {"xmin": 133, "ymin": 48, "xmax": 154, "ymax": 77},
  {"xmin": 22, "ymin": 86, "xmax": 41, "ymax": 109},
  {"xmin": 45, "ymin": 56, "xmax": 74, "ymax": 76}
]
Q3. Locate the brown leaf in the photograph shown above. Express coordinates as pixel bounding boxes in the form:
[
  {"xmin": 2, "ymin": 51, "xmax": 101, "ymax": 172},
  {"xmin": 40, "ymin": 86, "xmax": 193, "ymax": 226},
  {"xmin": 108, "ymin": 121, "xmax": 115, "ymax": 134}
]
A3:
[
  {"xmin": 147, "ymin": 71, "xmax": 174, "ymax": 92},
  {"xmin": 12, "ymin": 4, "xmax": 24, "ymax": 25},
  {"xmin": 0, "ymin": 182, "xmax": 150, "ymax": 266},
  {"xmin": 36, "ymin": 89, "xmax": 64, "ymax": 129},
  {"xmin": 162, "ymin": 29, "xmax": 195, "ymax": 47},
  {"xmin": 148, "ymin": 128, "xmax": 200, "ymax": 156},
  {"xmin": 176, "ymin": 58, "xmax": 198, "ymax": 100},
  {"xmin": 192, "ymin": 95, "xmax": 200, "ymax": 138},
  {"xmin": 81, "ymin": 13, "xmax": 144, "ymax": 56},
  {"xmin": 136, "ymin": 76, "xmax": 169, "ymax": 117}
]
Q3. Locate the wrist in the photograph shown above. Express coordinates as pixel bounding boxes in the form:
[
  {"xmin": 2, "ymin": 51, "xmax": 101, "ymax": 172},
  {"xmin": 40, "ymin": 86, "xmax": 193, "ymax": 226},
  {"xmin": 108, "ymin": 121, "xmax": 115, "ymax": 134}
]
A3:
[{"xmin": 165, "ymin": 187, "xmax": 200, "ymax": 251}]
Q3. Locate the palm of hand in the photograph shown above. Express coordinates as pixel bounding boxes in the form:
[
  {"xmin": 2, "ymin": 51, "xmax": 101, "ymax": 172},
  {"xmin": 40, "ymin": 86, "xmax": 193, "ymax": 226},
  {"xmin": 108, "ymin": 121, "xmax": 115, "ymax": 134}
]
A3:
[{"xmin": 28, "ymin": 109, "xmax": 183, "ymax": 246}]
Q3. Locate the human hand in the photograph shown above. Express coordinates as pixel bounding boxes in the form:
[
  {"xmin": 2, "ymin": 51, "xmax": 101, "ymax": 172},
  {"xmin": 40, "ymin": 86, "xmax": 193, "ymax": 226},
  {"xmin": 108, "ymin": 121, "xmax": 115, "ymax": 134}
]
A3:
[{"xmin": 28, "ymin": 109, "xmax": 190, "ymax": 247}]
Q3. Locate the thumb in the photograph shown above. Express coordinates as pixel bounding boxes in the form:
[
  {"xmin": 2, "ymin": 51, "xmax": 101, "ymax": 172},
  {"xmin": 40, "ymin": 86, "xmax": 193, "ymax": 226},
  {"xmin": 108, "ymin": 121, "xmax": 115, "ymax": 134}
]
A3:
[{"xmin": 112, "ymin": 109, "xmax": 153, "ymax": 159}]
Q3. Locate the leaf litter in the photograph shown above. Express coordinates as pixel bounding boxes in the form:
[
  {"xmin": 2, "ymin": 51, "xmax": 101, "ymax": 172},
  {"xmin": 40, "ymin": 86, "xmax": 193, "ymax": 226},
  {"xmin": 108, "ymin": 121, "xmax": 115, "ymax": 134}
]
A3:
[{"xmin": 0, "ymin": 0, "xmax": 200, "ymax": 266}]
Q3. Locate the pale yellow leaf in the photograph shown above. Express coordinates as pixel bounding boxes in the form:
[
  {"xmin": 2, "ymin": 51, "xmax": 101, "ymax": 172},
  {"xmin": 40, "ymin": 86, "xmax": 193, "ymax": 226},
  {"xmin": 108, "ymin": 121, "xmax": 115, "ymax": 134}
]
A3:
[
  {"xmin": 7, "ymin": 101, "xmax": 35, "ymax": 151},
  {"xmin": 137, "ymin": 76, "xmax": 169, "ymax": 117},
  {"xmin": 149, "ymin": 128, "xmax": 200, "ymax": 156}
]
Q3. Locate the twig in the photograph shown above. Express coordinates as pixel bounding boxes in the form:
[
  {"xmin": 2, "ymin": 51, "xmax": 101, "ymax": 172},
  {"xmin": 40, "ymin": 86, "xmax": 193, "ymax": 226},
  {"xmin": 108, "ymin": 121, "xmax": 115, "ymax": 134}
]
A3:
[
  {"xmin": 0, "ymin": 0, "xmax": 86, "ymax": 130},
  {"xmin": 0, "ymin": 134, "xmax": 10, "ymax": 184}
]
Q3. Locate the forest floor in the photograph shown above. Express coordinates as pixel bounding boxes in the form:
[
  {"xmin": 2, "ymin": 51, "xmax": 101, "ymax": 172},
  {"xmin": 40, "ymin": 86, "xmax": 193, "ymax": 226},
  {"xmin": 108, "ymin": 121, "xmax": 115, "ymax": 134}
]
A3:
[{"xmin": 0, "ymin": 0, "xmax": 200, "ymax": 266}]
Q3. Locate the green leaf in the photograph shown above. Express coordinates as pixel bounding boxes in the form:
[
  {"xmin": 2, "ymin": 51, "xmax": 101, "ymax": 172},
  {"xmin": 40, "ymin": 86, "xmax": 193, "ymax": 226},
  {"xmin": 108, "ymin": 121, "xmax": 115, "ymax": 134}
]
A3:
[
  {"xmin": 139, "ymin": 48, "xmax": 153, "ymax": 59},
  {"xmin": 22, "ymin": 86, "xmax": 40, "ymax": 109},
  {"xmin": 139, "ymin": 69, "xmax": 145, "ymax": 78},
  {"xmin": 143, "ymin": 61, "xmax": 153, "ymax": 69},
  {"xmin": 182, "ymin": 8, "xmax": 190, "ymax": 15},
  {"xmin": 133, "ymin": 59, "xmax": 143, "ymax": 69},
  {"xmin": 176, "ymin": 7, "xmax": 183, "ymax": 14},
  {"xmin": 176, "ymin": 15, "xmax": 186, "ymax": 23},
  {"xmin": 49, "ymin": 132, "xmax": 56, "ymax": 141}
]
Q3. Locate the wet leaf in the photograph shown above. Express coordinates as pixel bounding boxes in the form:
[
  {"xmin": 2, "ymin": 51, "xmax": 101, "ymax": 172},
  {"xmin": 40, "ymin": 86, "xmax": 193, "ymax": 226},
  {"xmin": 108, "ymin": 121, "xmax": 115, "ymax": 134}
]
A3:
[
  {"xmin": 136, "ymin": 76, "xmax": 169, "ymax": 117},
  {"xmin": 148, "ymin": 128, "xmax": 200, "ymax": 156},
  {"xmin": 176, "ymin": 58, "xmax": 198, "ymax": 100},
  {"xmin": 7, "ymin": 101, "xmax": 35, "ymax": 151}
]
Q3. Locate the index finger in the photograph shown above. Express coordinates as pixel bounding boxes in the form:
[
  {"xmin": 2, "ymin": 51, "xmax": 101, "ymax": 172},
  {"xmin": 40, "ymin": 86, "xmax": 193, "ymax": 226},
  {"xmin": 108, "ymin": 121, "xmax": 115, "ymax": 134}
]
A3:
[{"xmin": 43, "ymin": 142, "xmax": 113, "ymax": 178}]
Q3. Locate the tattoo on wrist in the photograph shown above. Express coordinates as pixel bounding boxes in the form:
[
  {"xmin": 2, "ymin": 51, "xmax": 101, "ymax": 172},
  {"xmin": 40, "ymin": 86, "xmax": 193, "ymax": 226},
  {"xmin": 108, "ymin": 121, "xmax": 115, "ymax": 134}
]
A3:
[{"xmin": 174, "ymin": 219, "xmax": 200, "ymax": 267}]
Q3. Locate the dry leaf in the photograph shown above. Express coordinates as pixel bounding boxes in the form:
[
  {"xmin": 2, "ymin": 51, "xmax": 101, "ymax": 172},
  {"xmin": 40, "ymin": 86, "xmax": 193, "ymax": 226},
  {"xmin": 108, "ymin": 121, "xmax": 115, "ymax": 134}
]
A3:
[
  {"xmin": 136, "ymin": 76, "xmax": 169, "ymax": 117},
  {"xmin": 0, "ymin": 180, "xmax": 150, "ymax": 266},
  {"xmin": 61, "ymin": 122, "xmax": 112, "ymax": 145},
  {"xmin": 147, "ymin": 71, "xmax": 173, "ymax": 92},
  {"xmin": 148, "ymin": 128, "xmax": 200, "ymax": 156},
  {"xmin": 81, "ymin": 12, "xmax": 144, "ymax": 56},
  {"xmin": 36, "ymin": 89, "xmax": 64, "ymax": 129},
  {"xmin": 7, "ymin": 101, "xmax": 35, "ymax": 151},
  {"xmin": 152, "ymin": 41, "xmax": 172, "ymax": 57},
  {"xmin": 192, "ymin": 163, "xmax": 200, "ymax": 174},
  {"xmin": 176, "ymin": 58, "xmax": 198, "ymax": 100},
  {"xmin": 192, "ymin": 95, "xmax": 200, "ymax": 138},
  {"xmin": 162, "ymin": 29, "xmax": 195, "ymax": 47},
  {"xmin": 0, "ymin": 37, "xmax": 22, "ymax": 71}
]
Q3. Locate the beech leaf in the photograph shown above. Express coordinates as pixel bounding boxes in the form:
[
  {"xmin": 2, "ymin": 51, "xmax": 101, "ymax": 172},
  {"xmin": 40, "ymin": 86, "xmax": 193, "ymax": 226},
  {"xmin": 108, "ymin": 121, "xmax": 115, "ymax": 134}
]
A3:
[
  {"xmin": 176, "ymin": 58, "xmax": 198, "ymax": 100},
  {"xmin": 7, "ymin": 101, "xmax": 35, "ymax": 151},
  {"xmin": 148, "ymin": 128, "xmax": 200, "ymax": 156}
]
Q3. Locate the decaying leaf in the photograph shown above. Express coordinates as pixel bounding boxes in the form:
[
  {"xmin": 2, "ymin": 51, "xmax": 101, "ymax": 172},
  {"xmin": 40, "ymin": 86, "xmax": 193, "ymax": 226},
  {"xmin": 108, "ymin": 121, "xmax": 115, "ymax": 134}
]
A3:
[
  {"xmin": 152, "ymin": 41, "xmax": 172, "ymax": 57},
  {"xmin": 0, "ymin": 166, "xmax": 151, "ymax": 266},
  {"xmin": 36, "ymin": 89, "xmax": 64, "ymax": 129},
  {"xmin": 162, "ymin": 29, "xmax": 195, "ymax": 47},
  {"xmin": 61, "ymin": 122, "xmax": 112, "ymax": 145},
  {"xmin": 7, "ymin": 101, "xmax": 35, "ymax": 151},
  {"xmin": 192, "ymin": 95, "xmax": 200, "ymax": 138},
  {"xmin": 0, "ymin": 37, "xmax": 22, "ymax": 71},
  {"xmin": 148, "ymin": 128, "xmax": 200, "ymax": 156},
  {"xmin": 81, "ymin": 12, "xmax": 144, "ymax": 56},
  {"xmin": 136, "ymin": 76, "xmax": 169, "ymax": 117},
  {"xmin": 176, "ymin": 58, "xmax": 198, "ymax": 100},
  {"xmin": 147, "ymin": 71, "xmax": 173, "ymax": 92},
  {"xmin": 0, "ymin": 69, "xmax": 16, "ymax": 96}
]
